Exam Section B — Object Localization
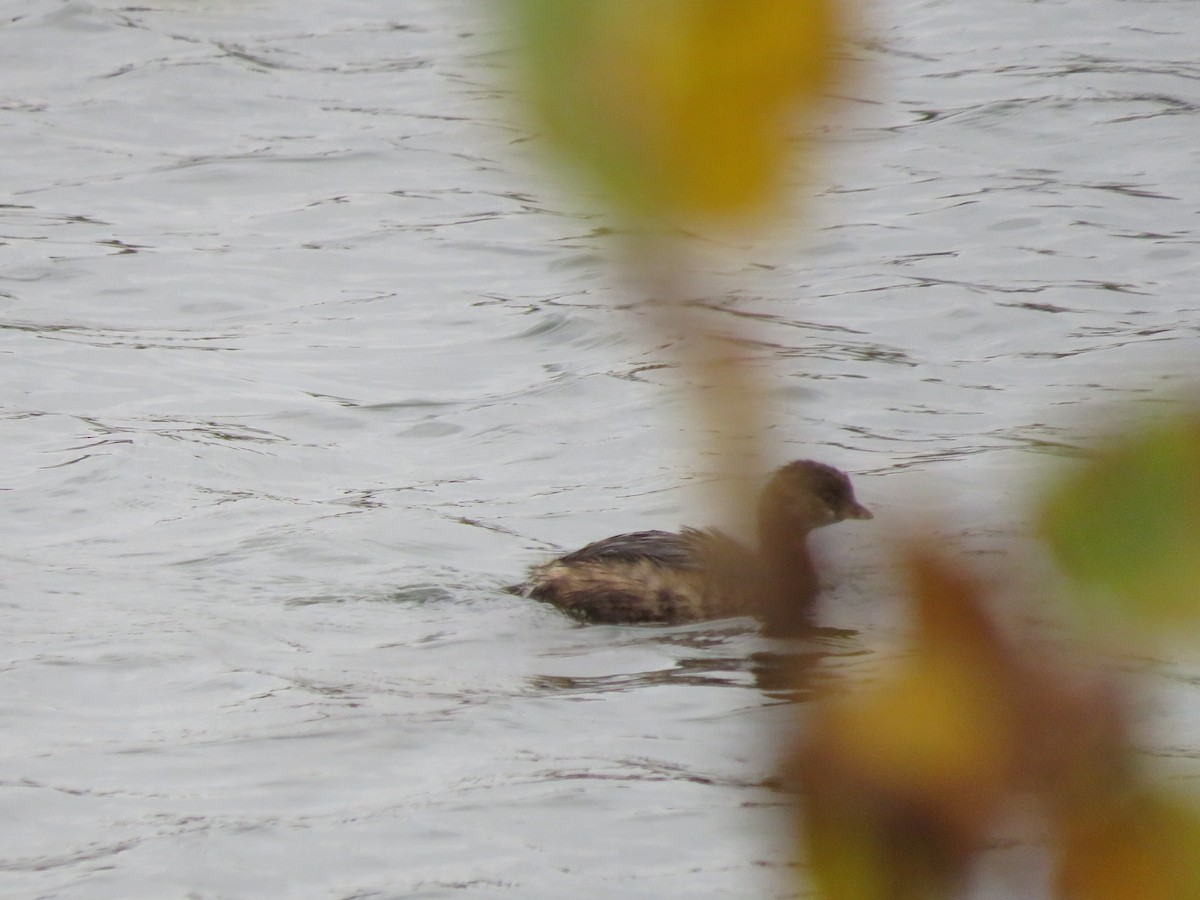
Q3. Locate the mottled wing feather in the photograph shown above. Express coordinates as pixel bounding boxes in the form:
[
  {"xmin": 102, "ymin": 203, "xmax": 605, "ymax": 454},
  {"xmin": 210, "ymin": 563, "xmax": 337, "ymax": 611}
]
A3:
[
  {"xmin": 524, "ymin": 527, "xmax": 760, "ymax": 624},
  {"xmin": 553, "ymin": 529, "xmax": 705, "ymax": 569}
]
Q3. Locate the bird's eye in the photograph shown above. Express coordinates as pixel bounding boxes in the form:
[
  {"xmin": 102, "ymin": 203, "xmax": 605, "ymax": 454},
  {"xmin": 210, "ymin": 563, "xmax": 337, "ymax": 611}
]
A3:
[{"xmin": 818, "ymin": 484, "xmax": 843, "ymax": 507}]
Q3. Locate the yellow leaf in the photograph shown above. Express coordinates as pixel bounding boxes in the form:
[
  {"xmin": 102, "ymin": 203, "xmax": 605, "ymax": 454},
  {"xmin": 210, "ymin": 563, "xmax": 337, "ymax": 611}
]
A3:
[
  {"xmin": 793, "ymin": 546, "xmax": 1037, "ymax": 900},
  {"xmin": 798, "ymin": 655, "xmax": 1015, "ymax": 900},
  {"xmin": 510, "ymin": 0, "xmax": 850, "ymax": 227},
  {"xmin": 1055, "ymin": 788, "xmax": 1200, "ymax": 900}
]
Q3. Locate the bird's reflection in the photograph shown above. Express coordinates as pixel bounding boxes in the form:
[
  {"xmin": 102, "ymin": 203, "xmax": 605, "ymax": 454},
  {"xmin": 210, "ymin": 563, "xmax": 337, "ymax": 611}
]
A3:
[{"xmin": 528, "ymin": 624, "xmax": 863, "ymax": 702}]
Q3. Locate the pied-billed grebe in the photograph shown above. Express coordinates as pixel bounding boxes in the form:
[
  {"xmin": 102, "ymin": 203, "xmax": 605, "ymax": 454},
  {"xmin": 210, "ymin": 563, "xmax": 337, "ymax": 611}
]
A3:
[{"xmin": 519, "ymin": 460, "xmax": 872, "ymax": 636}]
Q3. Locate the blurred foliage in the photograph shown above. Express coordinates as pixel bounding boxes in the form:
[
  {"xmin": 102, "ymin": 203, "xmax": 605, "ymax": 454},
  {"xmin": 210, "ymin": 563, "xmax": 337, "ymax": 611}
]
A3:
[
  {"xmin": 795, "ymin": 550, "xmax": 1018, "ymax": 900},
  {"xmin": 509, "ymin": 0, "xmax": 849, "ymax": 230},
  {"xmin": 505, "ymin": 0, "xmax": 855, "ymax": 511},
  {"xmin": 1040, "ymin": 412, "xmax": 1200, "ymax": 635},
  {"xmin": 501, "ymin": 4, "xmax": 1200, "ymax": 899},
  {"xmin": 797, "ymin": 428, "xmax": 1200, "ymax": 899},
  {"xmin": 1055, "ymin": 786, "xmax": 1200, "ymax": 900}
]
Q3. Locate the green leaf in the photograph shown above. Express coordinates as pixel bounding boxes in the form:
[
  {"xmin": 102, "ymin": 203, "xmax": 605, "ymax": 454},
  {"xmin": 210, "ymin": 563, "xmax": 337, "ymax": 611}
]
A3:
[{"xmin": 1039, "ymin": 413, "xmax": 1200, "ymax": 633}]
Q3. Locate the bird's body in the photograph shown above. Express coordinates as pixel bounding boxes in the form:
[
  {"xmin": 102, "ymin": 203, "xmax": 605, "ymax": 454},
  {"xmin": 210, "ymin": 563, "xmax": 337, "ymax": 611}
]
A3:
[{"xmin": 519, "ymin": 460, "xmax": 871, "ymax": 635}]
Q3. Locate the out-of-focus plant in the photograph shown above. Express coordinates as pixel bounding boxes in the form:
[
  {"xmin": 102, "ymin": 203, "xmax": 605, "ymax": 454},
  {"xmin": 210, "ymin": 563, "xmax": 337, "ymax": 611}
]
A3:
[
  {"xmin": 796, "ymin": 549, "xmax": 1025, "ymax": 900},
  {"xmin": 1040, "ymin": 414, "xmax": 1200, "ymax": 637},
  {"xmin": 506, "ymin": 0, "xmax": 855, "ymax": 513},
  {"xmin": 509, "ymin": 0, "xmax": 849, "ymax": 232},
  {"xmin": 795, "ymin": 407, "xmax": 1200, "ymax": 900},
  {"xmin": 500, "ymin": 4, "xmax": 1200, "ymax": 899}
]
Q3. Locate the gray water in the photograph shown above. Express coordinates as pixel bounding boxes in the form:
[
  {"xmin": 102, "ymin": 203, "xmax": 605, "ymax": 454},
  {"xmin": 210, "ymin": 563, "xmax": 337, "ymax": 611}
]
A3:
[{"xmin": 3, "ymin": 0, "xmax": 1199, "ymax": 897}]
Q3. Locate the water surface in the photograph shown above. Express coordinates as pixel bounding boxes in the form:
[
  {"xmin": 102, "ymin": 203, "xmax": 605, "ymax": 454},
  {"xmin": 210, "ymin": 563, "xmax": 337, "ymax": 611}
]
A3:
[{"xmin": 2, "ymin": 0, "xmax": 1199, "ymax": 897}]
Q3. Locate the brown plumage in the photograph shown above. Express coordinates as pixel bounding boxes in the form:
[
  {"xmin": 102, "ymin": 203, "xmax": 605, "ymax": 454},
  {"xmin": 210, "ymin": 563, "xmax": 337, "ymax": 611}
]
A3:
[{"xmin": 519, "ymin": 460, "xmax": 872, "ymax": 636}]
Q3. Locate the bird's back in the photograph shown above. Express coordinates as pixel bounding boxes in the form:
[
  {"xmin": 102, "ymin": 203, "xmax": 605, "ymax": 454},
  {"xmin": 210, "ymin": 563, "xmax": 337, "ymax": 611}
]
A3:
[{"xmin": 522, "ymin": 528, "xmax": 757, "ymax": 625}]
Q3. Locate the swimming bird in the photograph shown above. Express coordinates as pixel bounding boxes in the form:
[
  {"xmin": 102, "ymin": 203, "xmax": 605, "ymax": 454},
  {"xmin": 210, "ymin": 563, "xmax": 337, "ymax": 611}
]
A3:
[{"xmin": 519, "ymin": 460, "xmax": 872, "ymax": 636}]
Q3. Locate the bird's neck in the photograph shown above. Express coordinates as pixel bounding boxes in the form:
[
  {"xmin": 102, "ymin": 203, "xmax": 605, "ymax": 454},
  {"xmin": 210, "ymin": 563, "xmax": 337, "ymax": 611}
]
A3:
[{"xmin": 756, "ymin": 515, "xmax": 819, "ymax": 638}]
